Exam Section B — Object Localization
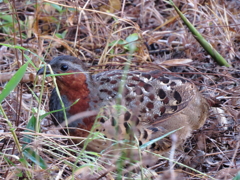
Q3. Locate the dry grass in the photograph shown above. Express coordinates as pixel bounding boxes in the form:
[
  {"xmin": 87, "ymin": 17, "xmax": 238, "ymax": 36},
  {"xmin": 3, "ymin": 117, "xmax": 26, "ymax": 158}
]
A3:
[{"xmin": 0, "ymin": 0, "xmax": 240, "ymax": 179}]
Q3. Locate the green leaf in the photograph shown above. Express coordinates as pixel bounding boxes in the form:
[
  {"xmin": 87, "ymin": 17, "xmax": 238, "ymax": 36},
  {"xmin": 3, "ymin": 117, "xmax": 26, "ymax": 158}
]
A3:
[
  {"xmin": 109, "ymin": 39, "xmax": 126, "ymax": 47},
  {"xmin": 0, "ymin": 60, "xmax": 30, "ymax": 103},
  {"xmin": 233, "ymin": 171, "xmax": 240, "ymax": 180},
  {"xmin": 26, "ymin": 116, "xmax": 37, "ymax": 131},
  {"xmin": 18, "ymin": 156, "xmax": 29, "ymax": 167},
  {"xmin": 23, "ymin": 147, "xmax": 48, "ymax": 169},
  {"xmin": 55, "ymin": 30, "xmax": 67, "ymax": 39},
  {"xmin": 16, "ymin": 171, "xmax": 23, "ymax": 178},
  {"xmin": 126, "ymin": 33, "xmax": 138, "ymax": 43},
  {"xmin": 61, "ymin": 30, "xmax": 67, "ymax": 38},
  {"xmin": 125, "ymin": 33, "xmax": 139, "ymax": 53},
  {"xmin": 22, "ymin": 115, "xmax": 37, "ymax": 148},
  {"xmin": 49, "ymin": 3, "xmax": 63, "ymax": 12},
  {"xmin": 55, "ymin": 33, "xmax": 63, "ymax": 39},
  {"xmin": 0, "ymin": 15, "xmax": 14, "ymax": 23}
]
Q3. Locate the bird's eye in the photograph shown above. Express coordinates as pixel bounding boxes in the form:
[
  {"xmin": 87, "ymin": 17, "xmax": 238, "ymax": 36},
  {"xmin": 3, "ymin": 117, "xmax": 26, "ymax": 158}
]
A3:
[{"xmin": 60, "ymin": 64, "xmax": 68, "ymax": 71}]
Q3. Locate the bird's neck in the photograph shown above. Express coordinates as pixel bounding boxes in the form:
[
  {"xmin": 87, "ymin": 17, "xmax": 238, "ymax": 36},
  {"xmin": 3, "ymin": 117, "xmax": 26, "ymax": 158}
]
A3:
[{"xmin": 56, "ymin": 72, "xmax": 98, "ymax": 114}]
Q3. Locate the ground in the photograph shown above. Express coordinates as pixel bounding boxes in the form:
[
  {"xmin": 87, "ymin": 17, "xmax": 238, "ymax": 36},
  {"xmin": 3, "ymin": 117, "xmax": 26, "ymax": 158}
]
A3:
[{"xmin": 0, "ymin": 0, "xmax": 240, "ymax": 179}]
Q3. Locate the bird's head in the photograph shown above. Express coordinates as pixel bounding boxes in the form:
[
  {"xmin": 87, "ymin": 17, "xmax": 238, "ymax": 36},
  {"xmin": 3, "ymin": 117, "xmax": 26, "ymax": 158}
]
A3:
[{"xmin": 37, "ymin": 55, "xmax": 92, "ymax": 91}]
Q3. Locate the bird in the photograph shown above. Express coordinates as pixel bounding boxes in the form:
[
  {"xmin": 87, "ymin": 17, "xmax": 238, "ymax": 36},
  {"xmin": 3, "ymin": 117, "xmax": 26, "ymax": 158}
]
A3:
[{"xmin": 37, "ymin": 55, "xmax": 210, "ymax": 154}]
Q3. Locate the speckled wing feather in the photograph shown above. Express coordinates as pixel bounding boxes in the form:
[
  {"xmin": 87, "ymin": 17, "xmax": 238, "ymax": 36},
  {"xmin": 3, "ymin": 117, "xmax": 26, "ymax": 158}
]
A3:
[
  {"xmin": 88, "ymin": 70, "xmax": 209, "ymax": 153},
  {"xmin": 94, "ymin": 70, "xmax": 194, "ymax": 121}
]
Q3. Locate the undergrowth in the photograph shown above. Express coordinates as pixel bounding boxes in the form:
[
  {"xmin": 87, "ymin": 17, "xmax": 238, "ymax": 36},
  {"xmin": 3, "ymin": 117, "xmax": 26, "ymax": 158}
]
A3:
[{"xmin": 0, "ymin": 0, "xmax": 240, "ymax": 179}]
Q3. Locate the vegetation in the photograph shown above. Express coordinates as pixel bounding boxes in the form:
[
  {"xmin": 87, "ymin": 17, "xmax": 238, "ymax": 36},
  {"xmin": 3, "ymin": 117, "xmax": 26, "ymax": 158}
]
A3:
[{"xmin": 0, "ymin": 0, "xmax": 240, "ymax": 179}]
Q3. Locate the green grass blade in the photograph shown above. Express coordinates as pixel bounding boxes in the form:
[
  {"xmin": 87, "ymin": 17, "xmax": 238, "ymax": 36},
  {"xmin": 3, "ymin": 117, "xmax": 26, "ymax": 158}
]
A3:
[
  {"xmin": 23, "ymin": 147, "xmax": 48, "ymax": 169},
  {"xmin": 140, "ymin": 127, "xmax": 183, "ymax": 149},
  {"xmin": 0, "ymin": 60, "xmax": 30, "ymax": 103},
  {"xmin": 167, "ymin": 0, "xmax": 230, "ymax": 67},
  {"xmin": 3, "ymin": 156, "xmax": 15, "ymax": 166},
  {"xmin": 0, "ymin": 43, "xmax": 39, "ymax": 57}
]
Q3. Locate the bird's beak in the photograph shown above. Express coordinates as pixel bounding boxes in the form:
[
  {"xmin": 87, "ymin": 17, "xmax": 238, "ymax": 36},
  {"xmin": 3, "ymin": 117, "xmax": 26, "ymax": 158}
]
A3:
[{"xmin": 37, "ymin": 65, "xmax": 51, "ymax": 75}]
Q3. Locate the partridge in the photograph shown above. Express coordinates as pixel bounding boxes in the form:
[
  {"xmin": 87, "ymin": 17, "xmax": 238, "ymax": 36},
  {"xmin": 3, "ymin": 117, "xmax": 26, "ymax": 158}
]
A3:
[{"xmin": 37, "ymin": 55, "xmax": 210, "ymax": 153}]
